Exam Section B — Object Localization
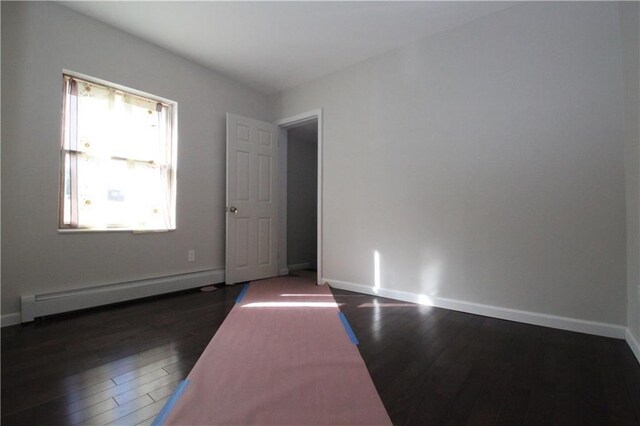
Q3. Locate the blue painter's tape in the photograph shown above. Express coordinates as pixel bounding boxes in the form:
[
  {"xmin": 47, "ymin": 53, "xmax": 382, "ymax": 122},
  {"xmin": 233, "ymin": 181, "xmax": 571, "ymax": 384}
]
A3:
[
  {"xmin": 152, "ymin": 379, "xmax": 190, "ymax": 426},
  {"xmin": 235, "ymin": 283, "xmax": 250, "ymax": 304},
  {"xmin": 339, "ymin": 312, "xmax": 359, "ymax": 345}
]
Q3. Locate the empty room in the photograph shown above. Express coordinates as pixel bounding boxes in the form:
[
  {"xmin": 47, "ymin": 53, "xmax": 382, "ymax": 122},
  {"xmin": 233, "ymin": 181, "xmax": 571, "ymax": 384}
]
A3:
[{"xmin": 2, "ymin": 1, "xmax": 640, "ymax": 424}]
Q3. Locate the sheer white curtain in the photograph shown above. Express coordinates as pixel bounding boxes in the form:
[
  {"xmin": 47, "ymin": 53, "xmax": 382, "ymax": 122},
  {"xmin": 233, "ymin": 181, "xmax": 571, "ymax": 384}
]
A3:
[{"xmin": 61, "ymin": 75, "xmax": 175, "ymax": 230}]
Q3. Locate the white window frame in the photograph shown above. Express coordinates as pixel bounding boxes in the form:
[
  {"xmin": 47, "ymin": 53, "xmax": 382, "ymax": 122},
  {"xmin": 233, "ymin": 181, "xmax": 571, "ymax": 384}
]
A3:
[{"xmin": 59, "ymin": 70, "xmax": 178, "ymax": 233}]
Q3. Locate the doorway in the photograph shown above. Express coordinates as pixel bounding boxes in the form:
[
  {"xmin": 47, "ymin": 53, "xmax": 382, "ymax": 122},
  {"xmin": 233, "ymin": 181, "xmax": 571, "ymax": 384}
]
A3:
[
  {"xmin": 275, "ymin": 110, "xmax": 323, "ymax": 284},
  {"xmin": 286, "ymin": 122, "xmax": 317, "ymax": 277}
]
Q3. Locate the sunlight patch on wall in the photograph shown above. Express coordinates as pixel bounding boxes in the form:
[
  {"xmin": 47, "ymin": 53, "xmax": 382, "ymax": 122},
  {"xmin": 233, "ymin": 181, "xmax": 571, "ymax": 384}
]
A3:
[
  {"xmin": 374, "ymin": 250, "xmax": 381, "ymax": 294},
  {"xmin": 420, "ymin": 256, "xmax": 442, "ymax": 299}
]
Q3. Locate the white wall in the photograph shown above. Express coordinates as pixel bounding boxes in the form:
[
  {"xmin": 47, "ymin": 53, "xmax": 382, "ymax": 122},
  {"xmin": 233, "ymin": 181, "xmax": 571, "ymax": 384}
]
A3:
[
  {"xmin": 272, "ymin": 2, "xmax": 627, "ymax": 326},
  {"xmin": 287, "ymin": 123, "xmax": 318, "ymax": 268},
  {"xmin": 1, "ymin": 1, "xmax": 3, "ymax": 318},
  {"xmin": 1, "ymin": 2, "xmax": 270, "ymax": 316},
  {"xmin": 619, "ymin": 2, "xmax": 640, "ymax": 343}
]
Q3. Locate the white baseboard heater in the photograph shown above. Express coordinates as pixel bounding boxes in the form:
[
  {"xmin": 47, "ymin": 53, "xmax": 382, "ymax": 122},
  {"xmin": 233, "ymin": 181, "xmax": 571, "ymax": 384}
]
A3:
[{"xmin": 20, "ymin": 269, "xmax": 225, "ymax": 323}]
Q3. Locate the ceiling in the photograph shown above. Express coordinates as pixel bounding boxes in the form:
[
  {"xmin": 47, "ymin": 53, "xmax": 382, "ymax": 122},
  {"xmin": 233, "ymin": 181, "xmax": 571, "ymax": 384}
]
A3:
[{"xmin": 60, "ymin": 1, "xmax": 515, "ymax": 95}]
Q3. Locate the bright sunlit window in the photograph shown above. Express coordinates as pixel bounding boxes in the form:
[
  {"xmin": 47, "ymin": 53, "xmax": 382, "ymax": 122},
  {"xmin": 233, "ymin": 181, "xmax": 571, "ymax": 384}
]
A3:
[{"xmin": 59, "ymin": 72, "xmax": 177, "ymax": 231}]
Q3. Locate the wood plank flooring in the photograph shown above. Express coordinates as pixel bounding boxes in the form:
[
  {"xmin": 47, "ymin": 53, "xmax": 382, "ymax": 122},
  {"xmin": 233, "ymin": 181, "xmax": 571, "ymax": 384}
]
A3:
[
  {"xmin": 1, "ymin": 285, "xmax": 242, "ymax": 426},
  {"xmin": 2, "ymin": 282, "xmax": 639, "ymax": 425},
  {"xmin": 333, "ymin": 289, "xmax": 640, "ymax": 425}
]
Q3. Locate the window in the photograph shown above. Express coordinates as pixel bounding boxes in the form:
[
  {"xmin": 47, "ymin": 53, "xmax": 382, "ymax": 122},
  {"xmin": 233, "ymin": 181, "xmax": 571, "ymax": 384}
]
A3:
[{"xmin": 60, "ymin": 73, "xmax": 177, "ymax": 231}]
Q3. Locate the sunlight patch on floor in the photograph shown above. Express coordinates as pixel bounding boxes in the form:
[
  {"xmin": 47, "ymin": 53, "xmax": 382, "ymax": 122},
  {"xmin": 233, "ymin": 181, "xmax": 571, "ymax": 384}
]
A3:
[{"xmin": 243, "ymin": 302, "xmax": 340, "ymax": 308}]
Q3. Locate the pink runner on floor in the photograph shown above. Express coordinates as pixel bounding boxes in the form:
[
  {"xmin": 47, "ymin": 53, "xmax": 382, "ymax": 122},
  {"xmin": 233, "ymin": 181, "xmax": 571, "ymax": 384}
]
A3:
[{"xmin": 163, "ymin": 275, "xmax": 391, "ymax": 425}]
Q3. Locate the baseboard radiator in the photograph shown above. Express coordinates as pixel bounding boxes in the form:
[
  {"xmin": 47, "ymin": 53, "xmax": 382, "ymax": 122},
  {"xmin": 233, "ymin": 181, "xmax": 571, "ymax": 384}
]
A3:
[{"xmin": 20, "ymin": 269, "xmax": 225, "ymax": 323}]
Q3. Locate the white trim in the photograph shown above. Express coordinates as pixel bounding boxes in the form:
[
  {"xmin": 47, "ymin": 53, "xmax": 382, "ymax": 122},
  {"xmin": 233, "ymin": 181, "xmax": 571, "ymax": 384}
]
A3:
[
  {"xmin": 274, "ymin": 109, "xmax": 322, "ymax": 128},
  {"xmin": 20, "ymin": 269, "xmax": 224, "ymax": 323},
  {"xmin": 626, "ymin": 328, "xmax": 640, "ymax": 365},
  {"xmin": 1, "ymin": 313, "xmax": 21, "ymax": 328},
  {"xmin": 279, "ymin": 268, "xmax": 290, "ymax": 276},
  {"xmin": 288, "ymin": 262, "xmax": 311, "ymax": 271},
  {"xmin": 325, "ymin": 278, "xmax": 627, "ymax": 339},
  {"xmin": 58, "ymin": 228, "xmax": 171, "ymax": 234},
  {"xmin": 275, "ymin": 109, "xmax": 323, "ymax": 285},
  {"xmin": 61, "ymin": 70, "xmax": 178, "ymax": 232},
  {"xmin": 277, "ymin": 127, "xmax": 288, "ymax": 278}
]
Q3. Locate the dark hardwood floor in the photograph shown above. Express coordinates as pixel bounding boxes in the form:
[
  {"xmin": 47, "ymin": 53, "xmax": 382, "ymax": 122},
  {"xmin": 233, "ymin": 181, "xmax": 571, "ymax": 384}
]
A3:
[
  {"xmin": 333, "ymin": 289, "xmax": 640, "ymax": 425},
  {"xmin": 2, "ymin": 283, "xmax": 639, "ymax": 425},
  {"xmin": 1, "ymin": 285, "xmax": 242, "ymax": 426}
]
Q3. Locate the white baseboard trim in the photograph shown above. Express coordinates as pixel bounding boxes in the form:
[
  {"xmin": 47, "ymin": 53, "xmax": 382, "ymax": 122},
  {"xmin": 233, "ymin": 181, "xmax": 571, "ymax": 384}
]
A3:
[
  {"xmin": 325, "ymin": 278, "xmax": 626, "ymax": 339},
  {"xmin": 626, "ymin": 328, "xmax": 640, "ymax": 364},
  {"xmin": 1, "ymin": 312, "xmax": 22, "ymax": 328},
  {"xmin": 287, "ymin": 262, "xmax": 311, "ymax": 272},
  {"xmin": 279, "ymin": 268, "xmax": 290, "ymax": 276},
  {"xmin": 20, "ymin": 269, "xmax": 225, "ymax": 323}
]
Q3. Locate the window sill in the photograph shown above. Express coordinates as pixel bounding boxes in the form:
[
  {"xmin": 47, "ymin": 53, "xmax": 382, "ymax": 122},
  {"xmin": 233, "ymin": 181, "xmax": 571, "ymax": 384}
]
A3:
[{"xmin": 58, "ymin": 228, "xmax": 174, "ymax": 234}]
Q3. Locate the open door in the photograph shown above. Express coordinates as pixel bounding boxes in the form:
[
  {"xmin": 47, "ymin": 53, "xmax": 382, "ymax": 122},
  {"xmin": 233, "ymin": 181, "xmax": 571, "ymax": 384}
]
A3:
[{"xmin": 226, "ymin": 113, "xmax": 279, "ymax": 284}]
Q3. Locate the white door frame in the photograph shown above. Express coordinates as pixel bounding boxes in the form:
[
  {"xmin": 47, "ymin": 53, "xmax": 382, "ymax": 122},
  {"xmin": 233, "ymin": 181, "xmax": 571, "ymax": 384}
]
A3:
[{"xmin": 274, "ymin": 109, "xmax": 323, "ymax": 285}]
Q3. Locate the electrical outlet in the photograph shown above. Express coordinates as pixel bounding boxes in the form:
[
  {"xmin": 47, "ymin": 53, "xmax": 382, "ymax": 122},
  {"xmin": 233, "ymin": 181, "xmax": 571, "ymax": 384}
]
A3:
[{"xmin": 188, "ymin": 249, "xmax": 196, "ymax": 262}]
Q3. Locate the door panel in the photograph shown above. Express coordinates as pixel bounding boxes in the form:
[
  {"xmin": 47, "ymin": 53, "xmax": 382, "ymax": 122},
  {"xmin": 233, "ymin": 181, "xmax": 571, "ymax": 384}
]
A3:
[
  {"xmin": 258, "ymin": 155, "xmax": 272, "ymax": 202},
  {"xmin": 235, "ymin": 150, "xmax": 250, "ymax": 201},
  {"xmin": 258, "ymin": 217, "xmax": 271, "ymax": 265},
  {"xmin": 226, "ymin": 113, "xmax": 279, "ymax": 284},
  {"xmin": 235, "ymin": 218, "xmax": 250, "ymax": 269}
]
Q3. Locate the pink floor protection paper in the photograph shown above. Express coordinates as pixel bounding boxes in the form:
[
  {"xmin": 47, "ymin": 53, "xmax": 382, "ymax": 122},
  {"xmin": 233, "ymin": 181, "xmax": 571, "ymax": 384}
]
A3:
[{"xmin": 161, "ymin": 275, "xmax": 392, "ymax": 425}]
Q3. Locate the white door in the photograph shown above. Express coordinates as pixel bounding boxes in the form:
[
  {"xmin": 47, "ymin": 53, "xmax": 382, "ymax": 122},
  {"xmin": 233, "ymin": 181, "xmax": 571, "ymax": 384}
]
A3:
[{"xmin": 226, "ymin": 113, "xmax": 279, "ymax": 284}]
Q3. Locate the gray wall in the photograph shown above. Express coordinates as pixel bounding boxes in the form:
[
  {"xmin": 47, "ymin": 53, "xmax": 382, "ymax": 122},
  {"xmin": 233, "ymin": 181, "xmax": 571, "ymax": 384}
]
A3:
[
  {"xmin": 1, "ymin": 2, "xmax": 270, "ymax": 315},
  {"xmin": 287, "ymin": 123, "xmax": 317, "ymax": 268},
  {"xmin": 620, "ymin": 2, "xmax": 640, "ymax": 341},
  {"xmin": 272, "ymin": 2, "xmax": 627, "ymax": 325},
  {"xmin": 2, "ymin": 1, "xmax": 635, "ymax": 333}
]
